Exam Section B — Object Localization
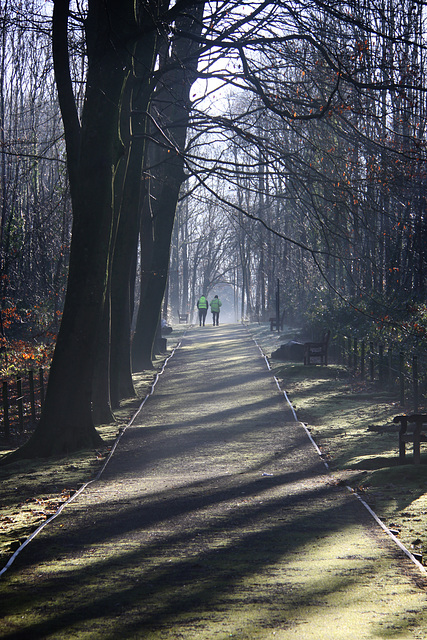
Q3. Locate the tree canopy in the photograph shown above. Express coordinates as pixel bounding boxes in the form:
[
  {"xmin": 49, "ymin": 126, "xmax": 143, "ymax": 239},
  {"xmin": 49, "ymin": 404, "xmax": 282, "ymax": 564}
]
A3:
[{"xmin": 1, "ymin": 0, "xmax": 427, "ymax": 458}]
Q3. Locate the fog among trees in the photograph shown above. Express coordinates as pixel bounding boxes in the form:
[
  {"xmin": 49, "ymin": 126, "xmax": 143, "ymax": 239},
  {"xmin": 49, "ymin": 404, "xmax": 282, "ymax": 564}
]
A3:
[{"xmin": 1, "ymin": 0, "xmax": 427, "ymax": 457}]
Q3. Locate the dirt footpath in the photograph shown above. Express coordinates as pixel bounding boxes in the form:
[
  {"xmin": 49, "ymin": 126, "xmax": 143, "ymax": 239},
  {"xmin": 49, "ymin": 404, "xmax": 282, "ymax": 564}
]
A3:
[{"xmin": 1, "ymin": 324, "xmax": 427, "ymax": 639}]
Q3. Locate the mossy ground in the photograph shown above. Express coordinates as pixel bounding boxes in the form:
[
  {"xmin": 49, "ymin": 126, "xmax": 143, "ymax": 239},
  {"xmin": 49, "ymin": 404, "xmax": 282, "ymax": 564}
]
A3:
[
  {"xmin": 1, "ymin": 323, "xmax": 427, "ymax": 639},
  {"xmin": 3, "ymin": 323, "xmax": 425, "ymax": 571},
  {"xmin": 250, "ymin": 323, "xmax": 427, "ymax": 565},
  {"xmin": 0, "ymin": 327, "xmax": 186, "ymax": 569}
]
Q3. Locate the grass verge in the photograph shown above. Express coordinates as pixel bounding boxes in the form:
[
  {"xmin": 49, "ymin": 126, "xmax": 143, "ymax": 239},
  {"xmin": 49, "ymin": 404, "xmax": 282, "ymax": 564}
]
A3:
[
  {"xmin": 248, "ymin": 322, "xmax": 427, "ymax": 566},
  {"xmin": 0, "ymin": 326, "xmax": 186, "ymax": 569}
]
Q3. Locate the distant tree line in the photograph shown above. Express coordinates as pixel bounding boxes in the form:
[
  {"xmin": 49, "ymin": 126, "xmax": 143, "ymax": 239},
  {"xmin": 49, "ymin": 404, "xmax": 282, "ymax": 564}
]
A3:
[{"xmin": 168, "ymin": 0, "xmax": 427, "ymax": 329}]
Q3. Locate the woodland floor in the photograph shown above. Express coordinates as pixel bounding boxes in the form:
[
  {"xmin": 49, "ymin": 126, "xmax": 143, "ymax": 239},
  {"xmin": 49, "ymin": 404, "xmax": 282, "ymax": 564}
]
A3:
[{"xmin": 0, "ymin": 324, "xmax": 427, "ymax": 639}]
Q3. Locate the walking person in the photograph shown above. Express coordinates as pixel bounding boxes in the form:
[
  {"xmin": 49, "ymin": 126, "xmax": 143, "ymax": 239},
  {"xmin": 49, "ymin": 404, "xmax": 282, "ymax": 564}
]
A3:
[
  {"xmin": 197, "ymin": 294, "xmax": 209, "ymax": 326},
  {"xmin": 210, "ymin": 295, "xmax": 222, "ymax": 326}
]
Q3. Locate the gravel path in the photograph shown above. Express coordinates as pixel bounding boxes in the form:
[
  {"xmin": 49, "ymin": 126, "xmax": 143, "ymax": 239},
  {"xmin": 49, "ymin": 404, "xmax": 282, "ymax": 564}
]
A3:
[{"xmin": 1, "ymin": 324, "xmax": 427, "ymax": 639}]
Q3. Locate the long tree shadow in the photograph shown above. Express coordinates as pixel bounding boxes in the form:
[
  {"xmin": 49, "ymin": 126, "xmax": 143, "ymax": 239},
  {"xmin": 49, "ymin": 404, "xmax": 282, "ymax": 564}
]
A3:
[
  {"xmin": 1, "ymin": 325, "xmax": 426, "ymax": 638},
  {"xmin": 1, "ymin": 458, "xmax": 426, "ymax": 638}
]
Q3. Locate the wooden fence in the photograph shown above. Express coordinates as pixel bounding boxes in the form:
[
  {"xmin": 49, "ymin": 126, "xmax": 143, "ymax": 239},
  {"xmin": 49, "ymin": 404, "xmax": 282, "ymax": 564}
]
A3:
[
  {"xmin": 336, "ymin": 335, "xmax": 427, "ymax": 412},
  {"xmin": 1, "ymin": 368, "xmax": 46, "ymax": 439}
]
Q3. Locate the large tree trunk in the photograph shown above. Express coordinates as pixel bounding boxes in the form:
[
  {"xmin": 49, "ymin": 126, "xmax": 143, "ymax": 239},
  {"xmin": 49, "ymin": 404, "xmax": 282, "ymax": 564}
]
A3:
[
  {"xmin": 4, "ymin": 1, "xmax": 148, "ymax": 460},
  {"xmin": 109, "ymin": 31, "xmax": 158, "ymax": 404},
  {"xmin": 132, "ymin": 3, "xmax": 204, "ymax": 369},
  {"xmin": 92, "ymin": 291, "xmax": 115, "ymax": 425},
  {"xmin": 132, "ymin": 158, "xmax": 184, "ymax": 370}
]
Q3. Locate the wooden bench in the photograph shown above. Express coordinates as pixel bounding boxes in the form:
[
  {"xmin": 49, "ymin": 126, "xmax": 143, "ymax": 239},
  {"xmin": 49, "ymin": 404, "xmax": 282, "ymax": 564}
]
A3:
[
  {"xmin": 270, "ymin": 310, "xmax": 285, "ymax": 331},
  {"xmin": 177, "ymin": 310, "xmax": 188, "ymax": 324},
  {"xmin": 393, "ymin": 414, "xmax": 427, "ymax": 464},
  {"xmin": 303, "ymin": 330, "xmax": 330, "ymax": 365}
]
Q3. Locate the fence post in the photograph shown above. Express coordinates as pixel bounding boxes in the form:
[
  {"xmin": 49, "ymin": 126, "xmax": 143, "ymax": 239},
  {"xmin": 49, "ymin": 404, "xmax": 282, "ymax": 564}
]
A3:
[
  {"xmin": 399, "ymin": 351, "xmax": 405, "ymax": 406},
  {"xmin": 39, "ymin": 367, "xmax": 45, "ymax": 407},
  {"xmin": 28, "ymin": 370, "xmax": 36, "ymax": 422},
  {"xmin": 413, "ymin": 354, "xmax": 419, "ymax": 413},
  {"xmin": 2, "ymin": 380, "xmax": 10, "ymax": 438},
  {"xmin": 16, "ymin": 375, "xmax": 24, "ymax": 433},
  {"xmin": 370, "ymin": 342, "xmax": 374, "ymax": 382}
]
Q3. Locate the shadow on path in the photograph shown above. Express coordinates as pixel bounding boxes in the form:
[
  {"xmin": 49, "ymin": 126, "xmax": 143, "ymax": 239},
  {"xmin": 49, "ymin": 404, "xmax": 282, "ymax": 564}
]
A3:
[{"xmin": 1, "ymin": 325, "xmax": 427, "ymax": 639}]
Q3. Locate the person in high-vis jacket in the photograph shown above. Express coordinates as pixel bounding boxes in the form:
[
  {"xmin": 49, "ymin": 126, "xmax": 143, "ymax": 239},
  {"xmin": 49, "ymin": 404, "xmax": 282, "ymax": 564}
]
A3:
[
  {"xmin": 210, "ymin": 295, "xmax": 222, "ymax": 326},
  {"xmin": 197, "ymin": 294, "xmax": 209, "ymax": 326}
]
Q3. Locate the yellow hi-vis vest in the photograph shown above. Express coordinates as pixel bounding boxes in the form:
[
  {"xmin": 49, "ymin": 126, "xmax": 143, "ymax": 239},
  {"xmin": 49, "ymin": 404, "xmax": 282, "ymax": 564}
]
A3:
[
  {"xmin": 210, "ymin": 298, "xmax": 222, "ymax": 312},
  {"xmin": 198, "ymin": 296, "xmax": 208, "ymax": 309}
]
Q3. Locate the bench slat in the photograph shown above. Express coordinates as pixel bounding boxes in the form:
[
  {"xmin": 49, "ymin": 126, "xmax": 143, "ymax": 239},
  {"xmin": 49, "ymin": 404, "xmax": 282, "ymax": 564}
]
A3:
[{"xmin": 394, "ymin": 414, "xmax": 427, "ymax": 464}]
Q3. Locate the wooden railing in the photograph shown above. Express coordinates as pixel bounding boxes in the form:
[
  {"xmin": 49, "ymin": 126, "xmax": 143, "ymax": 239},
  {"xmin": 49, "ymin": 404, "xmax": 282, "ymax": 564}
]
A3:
[
  {"xmin": 1, "ymin": 368, "xmax": 46, "ymax": 438},
  {"xmin": 336, "ymin": 334, "xmax": 426, "ymax": 412}
]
